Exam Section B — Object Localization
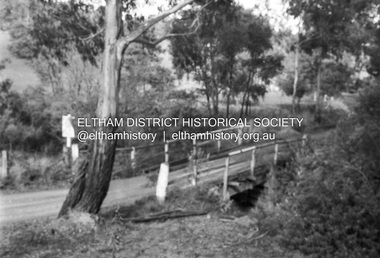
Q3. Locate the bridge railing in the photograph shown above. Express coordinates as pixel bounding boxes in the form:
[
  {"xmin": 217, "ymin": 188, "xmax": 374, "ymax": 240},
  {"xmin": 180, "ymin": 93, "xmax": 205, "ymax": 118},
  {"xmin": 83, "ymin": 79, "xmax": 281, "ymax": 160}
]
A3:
[
  {"xmin": 79, "ymin": 125, "xmax": 304, "ymax": 185},
  {"xmin": 221, "ymin": 135, "xmax": 307, "ymax": 201},
  {"xmin": 166, "ymin": 133, "xmax": 307, "ymax": 192},
  {"xmin": 113, "ymin": 125, "xmax": 247, "ymax": 177}
]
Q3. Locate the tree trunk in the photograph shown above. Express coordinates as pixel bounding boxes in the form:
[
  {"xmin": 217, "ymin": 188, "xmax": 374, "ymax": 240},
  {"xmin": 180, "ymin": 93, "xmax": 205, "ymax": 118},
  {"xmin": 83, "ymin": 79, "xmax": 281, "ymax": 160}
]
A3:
[
  {"xmin": 244, "ymin": 96, "xmax": 250, "ymax": 117},
  {"xmin": 59, "ymin": 0, "xmax": 123, "ymax": 217},
  {"xmin": 201, "ymin": 69, "xmax": 212, "ymax": 115},
  {"xmin": 58, "ymin": 0, "xmax": 197, "ymax": 217},
  {"xmin": 292, "ymin": 39, "xmax": 299, "ymax": 114},
  {"xmin": 212, "ymin": 87, "xmax": 219, "ymax": 115},
  {"xmin": 226, "ymin": 69, "xmax": 234, "ymax": 118},
  {"xmin": 204, "ymin": 82, "xmax": 212, "ymax": 115},
  {"xmin": 297, "ymin": 97, "xmax": 301, "ymax": 112},
  {"xmin": 315, "ymin": 60, "xmax": 322, "ymax": 123},
  {"xmin": 240, "ymin": 90, "xmax": 247, "ymax": 118},
  {"xmin": 209, "ymin": 43, "xmax": 219, "ymax": 116},
  {"xmin": 208, "ymin": 78, "xmax": 219, "ymax": 116},
  {"xmin": 226, "ymin": 90, "xmax": 230, "ymax": 118},
  {"xmin": 240, "ymin": 72, "xmax": 252, "ymax": 118}
]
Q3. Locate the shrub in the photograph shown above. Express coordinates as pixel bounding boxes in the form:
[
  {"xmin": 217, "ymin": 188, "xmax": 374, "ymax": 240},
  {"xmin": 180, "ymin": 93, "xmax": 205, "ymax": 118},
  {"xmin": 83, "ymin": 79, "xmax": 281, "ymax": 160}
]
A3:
[
  {"xmin": 1, "ymin": 152, "xmax": 69, "ymax": 192},
  {"xmin": 282, "ymin": 146, "xmax": 380, "ymax": 257},
  {"xmin": 274, "ymin": 86, "xmax": 380, "ymax": 257}
]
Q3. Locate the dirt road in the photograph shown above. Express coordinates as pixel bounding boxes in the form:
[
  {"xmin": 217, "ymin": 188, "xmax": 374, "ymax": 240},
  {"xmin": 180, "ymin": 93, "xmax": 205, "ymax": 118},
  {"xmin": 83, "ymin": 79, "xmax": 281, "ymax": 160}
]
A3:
[{"xmin": 0, "ymin": 175, "xmax": 156, "ymax": 225}]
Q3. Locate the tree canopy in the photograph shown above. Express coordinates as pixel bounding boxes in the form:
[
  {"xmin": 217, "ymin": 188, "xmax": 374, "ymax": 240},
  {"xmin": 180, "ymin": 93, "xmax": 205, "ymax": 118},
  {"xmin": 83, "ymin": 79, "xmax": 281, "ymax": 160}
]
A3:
[{"xmin": 170, "ymin": 3, "xmax": 282, "ymax": 116}]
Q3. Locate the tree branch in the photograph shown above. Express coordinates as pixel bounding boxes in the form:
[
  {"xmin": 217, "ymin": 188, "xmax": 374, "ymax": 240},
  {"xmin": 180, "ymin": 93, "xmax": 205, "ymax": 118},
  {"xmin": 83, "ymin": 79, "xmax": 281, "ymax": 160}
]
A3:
[
  {"xmin": 133, "ymin": 21, "xmax": 201, "ymax": 47},
  {"xmin": 132, "ymin": 34, "xmax": 175, "ymax": 47},
  {"xmin": 118, "ymin": 0, "xmax": 197, "ymax": 48},
  {"xmin": 122, "ymin": 210, "xmax": 208, "ymax": 223},
  {"xmin": 189, "ymin": 0, "xmax": 212, "ymax": 28},
  {"xmin": 80, "ymin": 28, "xmax": 105, "ymax": 41}
]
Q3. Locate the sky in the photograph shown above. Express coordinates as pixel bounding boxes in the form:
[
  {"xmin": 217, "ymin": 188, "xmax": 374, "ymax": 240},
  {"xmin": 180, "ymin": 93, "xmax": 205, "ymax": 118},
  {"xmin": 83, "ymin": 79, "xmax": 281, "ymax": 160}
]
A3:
[
  {"xmin": 237, "ymin": 0, "xmax": 299, "ymax": 32},
  {"xmin": 135, "ymin": 0, "xmax": 284, "ymax": 14},
  {"xmin": 130, "ymin": 0, "xmax": 299, "ymax": 32}
]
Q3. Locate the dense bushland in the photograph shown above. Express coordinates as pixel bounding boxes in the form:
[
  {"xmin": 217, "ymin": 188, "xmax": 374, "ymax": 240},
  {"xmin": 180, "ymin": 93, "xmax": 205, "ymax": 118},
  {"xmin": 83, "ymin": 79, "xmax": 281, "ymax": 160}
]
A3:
[{"xmin": 266, "ymin": 85, "xmax": 380, "ymax": 257}]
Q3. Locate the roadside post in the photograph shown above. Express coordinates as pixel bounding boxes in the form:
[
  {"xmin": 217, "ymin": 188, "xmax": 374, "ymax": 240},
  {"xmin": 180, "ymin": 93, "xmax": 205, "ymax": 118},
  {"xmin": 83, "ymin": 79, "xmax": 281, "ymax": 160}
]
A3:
[
  {"xmin": 1, "ymin": 150, "xmax": 7, "ymax": 179},
  {"xmin": 192, "ymin": 138, "xmax": 197, "ymax": 186},
  {"xmin": 131, "ymin": 146, "xmax": 136, "ymax": 172},
  {"xmin": 274, "ymin": 143, "xmax": 279, "ymax": 165},
  {"xmin": 250, "ymin": 147, "xmax": 256, "ymax": 180},
  {"xmin": 62, "ymin": 114, "xmax": 75, "ymax": 173},
  {"xmin": 156, "ymin": 162, "xmax": 169, "ymax": 205},
  {"xmin": 71, "ymin": 143, "xmax": 79, "ymax": 162},
  {"xmin": 164, "ymin": 141, "xmax": 169, "ymax": 163},
  {"xmin": 302, "ymin": 134, "xmax": 307, "ymax": 148}
]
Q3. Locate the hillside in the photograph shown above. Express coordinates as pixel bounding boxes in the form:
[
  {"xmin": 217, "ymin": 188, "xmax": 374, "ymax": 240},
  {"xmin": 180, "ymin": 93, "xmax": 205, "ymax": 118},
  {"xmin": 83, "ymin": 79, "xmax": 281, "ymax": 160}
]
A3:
[{"xmin": 0, "ymin": 30, "xmax": 40, "ymax": 92}]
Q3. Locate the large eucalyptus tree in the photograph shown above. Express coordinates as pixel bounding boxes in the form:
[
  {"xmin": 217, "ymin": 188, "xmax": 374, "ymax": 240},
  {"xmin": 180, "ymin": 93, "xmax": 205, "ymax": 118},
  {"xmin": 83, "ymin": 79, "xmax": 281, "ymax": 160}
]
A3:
[{"xmin": 58, "ymin": 0, "xmax": 211, "ymax": 216}]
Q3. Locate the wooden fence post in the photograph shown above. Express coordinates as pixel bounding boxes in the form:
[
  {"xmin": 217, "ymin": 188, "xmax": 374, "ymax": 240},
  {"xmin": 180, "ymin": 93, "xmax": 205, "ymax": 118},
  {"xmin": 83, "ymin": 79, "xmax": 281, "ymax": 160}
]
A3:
[
  {"xmin": 302, "ymin": 134, "xmax": 307, "ymax": 147},
  {"xmin": 192, "ymin": 159, "xmax": 197, "ymax": 186},
  {"xmin": 274, "ymin": 143, "xmax": 278, "ymax": 165},
  {"xmin": 223, "ymin": 156, "xmax": 230, "ymax": 201},
  {"xmin": 1, "ymin": 150, "xmax": 7, "ymax": 179},
  {"xmin": 250, "ymin": 147, "xmax": 256, "ymax": 180},
  {"xmin": 193, "ymin": 138, "xmax": 197, "ymax": 159},
  {"xmin": 238, "ymin": 127, "xmax": 243, "ymax": 145},
  {"xmin": 131, "ymin": 146, "xmax": 136, "ymax": 170},
  {"xmin": 165, "ymin": 141, "xmax": 169, "ymax": 164},
  {"xmin": 191, "ymin": 138, "xmax": 198, "ymax": 186},
  {"xmin": 249, "ymin": 118, "xmax": 254, "ymax": 133}
]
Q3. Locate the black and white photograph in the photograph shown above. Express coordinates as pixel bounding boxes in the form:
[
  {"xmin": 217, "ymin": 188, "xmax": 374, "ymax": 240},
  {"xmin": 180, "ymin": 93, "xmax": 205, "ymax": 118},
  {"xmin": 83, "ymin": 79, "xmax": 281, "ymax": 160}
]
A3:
[{"xmin": 0, "ymin": 0, "xmax": 379, "ymax": 257}]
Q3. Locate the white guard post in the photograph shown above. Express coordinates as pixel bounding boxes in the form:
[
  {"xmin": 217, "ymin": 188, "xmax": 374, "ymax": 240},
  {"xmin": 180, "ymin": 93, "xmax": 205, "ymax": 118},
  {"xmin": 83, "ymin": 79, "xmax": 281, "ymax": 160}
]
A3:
[
  {"xmin": 1, "ymin": 150, "xmax": 7, "ymax": 179},
  {"xmin": 62, "ymin": 114, "xmax": 75, "ymax": 146},
  {"xmin": 156, "ymin": 162, "xmax": 169, "ymax": 205},
  {"xmin": 62, "ymin": 115, "xmax": 76, "ymax": 169},
  {"xmin": 71, "ymin": 143, "xmax": 79, "ymax": 162}
]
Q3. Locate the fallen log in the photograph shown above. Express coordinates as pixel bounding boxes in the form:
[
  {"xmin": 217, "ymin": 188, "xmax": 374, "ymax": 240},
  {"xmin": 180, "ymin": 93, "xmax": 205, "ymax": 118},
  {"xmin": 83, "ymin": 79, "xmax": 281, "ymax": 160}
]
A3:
[{"xmin": 126, "ymin": 210, "xmax": 208, "ymax": 223}]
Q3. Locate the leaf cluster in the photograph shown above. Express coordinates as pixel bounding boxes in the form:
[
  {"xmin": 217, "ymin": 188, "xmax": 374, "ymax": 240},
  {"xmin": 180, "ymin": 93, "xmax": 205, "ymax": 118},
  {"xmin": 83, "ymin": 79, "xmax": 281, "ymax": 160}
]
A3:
[
  {"xmin": 288, "ymin": 0, "xmax": 379, "ymax": 60},
  {"xmin": 0, "ymin": 84, "xmax": 62, "ymax": 153},
  {"xmin": 170, "ymin": 4, "xmax": 276, "ymax": 75},
  {"xmin": 4, "ymin": 0, "xmax": 105, "ymax": 66}
]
